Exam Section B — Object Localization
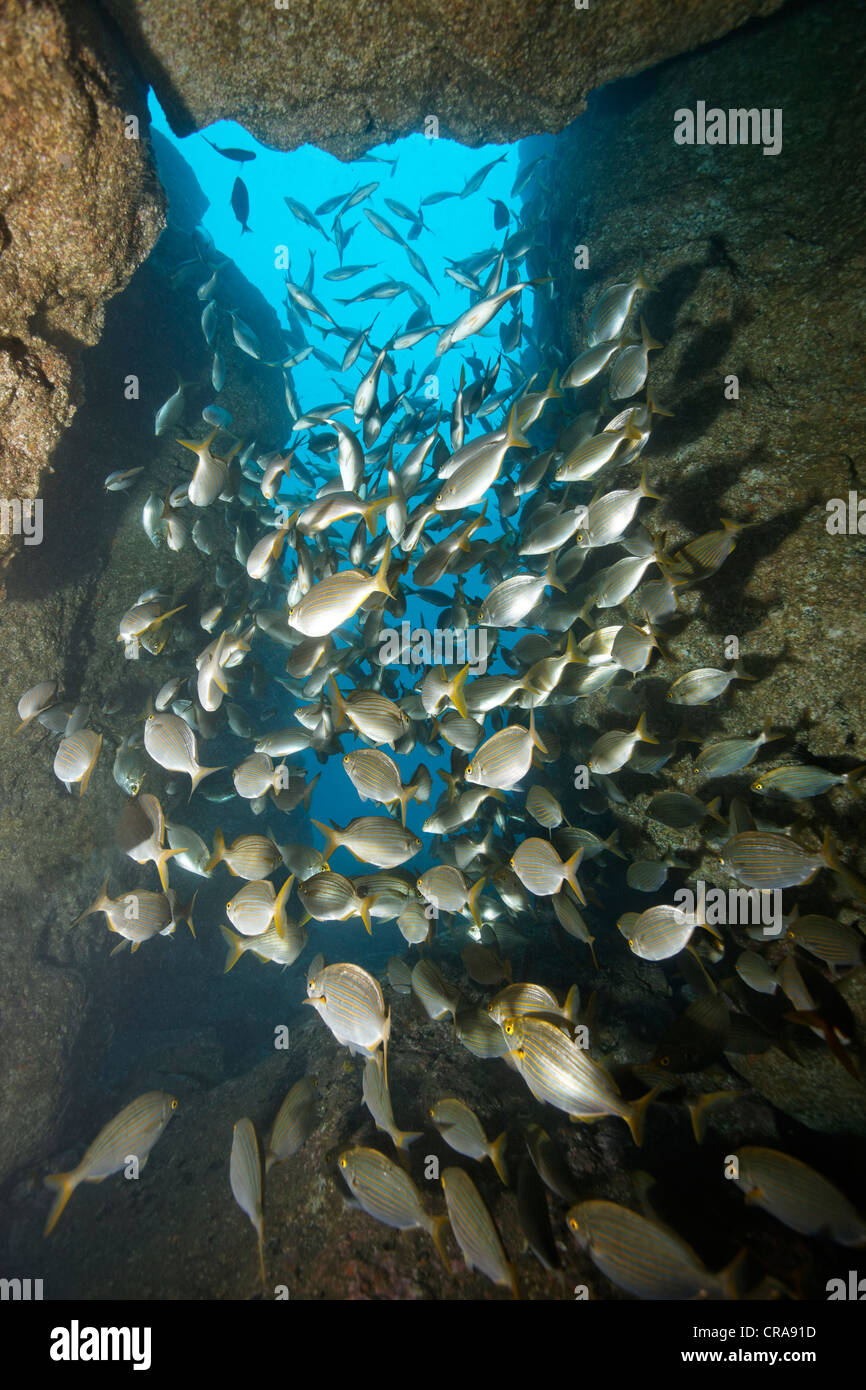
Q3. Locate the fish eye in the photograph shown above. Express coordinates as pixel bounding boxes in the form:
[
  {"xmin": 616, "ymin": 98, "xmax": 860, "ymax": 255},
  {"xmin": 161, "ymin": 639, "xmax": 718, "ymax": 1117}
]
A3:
[
  {"xmin": 752, "ymin": 781, "xmax": 763, "ymax": 791},
  {"xmin": 504, "ymin": 1019, "xmax": 514, "ymax": 1035},
  {"xmin": 568, "ymin": 1216, "xmax": 579, "ymax": 1231},
  {"xmin": 466, "ymin": 763, "xmax": 473, "ymax": 775},
  {"xmin": 339, "ymin": 1156, "xmax": 347, "ymax": 1168},
  {"xmin": 659, "ymin": 1056, "xmax": 670, "ymax": 1067},
  {"xmin": 171, "ymin": 1098, "xmax": 178, "ymax": 1110}
]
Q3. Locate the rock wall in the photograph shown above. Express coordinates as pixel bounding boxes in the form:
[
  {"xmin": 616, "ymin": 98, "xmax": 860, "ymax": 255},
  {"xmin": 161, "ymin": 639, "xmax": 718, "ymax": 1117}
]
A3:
[
  {"xmin": 0, "ymin": 0, "xmax": 164, "ymax": 569},
  {"xmin": 544, "ymin": 0, "xmax": 866, "ymax": 1133},
  {"xmin": 100, "ymin": 0, "xmax": 785, "ymax": 158}
]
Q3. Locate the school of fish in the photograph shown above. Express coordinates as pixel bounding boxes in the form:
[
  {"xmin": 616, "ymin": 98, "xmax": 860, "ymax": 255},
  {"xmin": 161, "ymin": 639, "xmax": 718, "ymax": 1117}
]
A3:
[{"xmin": 20, "ymin": 138, "xmax": 866, "ymax": 1299}]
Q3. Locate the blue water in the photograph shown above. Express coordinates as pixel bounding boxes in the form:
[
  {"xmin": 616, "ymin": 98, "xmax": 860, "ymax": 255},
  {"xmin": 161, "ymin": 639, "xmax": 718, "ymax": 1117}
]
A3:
[{"xmin": 148, "ymin": 95, "xmax": 551, "ymax": 864}]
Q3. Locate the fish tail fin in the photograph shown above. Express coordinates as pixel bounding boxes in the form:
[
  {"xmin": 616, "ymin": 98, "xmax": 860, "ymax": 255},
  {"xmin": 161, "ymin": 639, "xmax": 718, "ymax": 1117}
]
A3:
[
  {"xmin": 273, "ymin": 874, "xmax": 295, "ymax": 940},
  {"xmin": 301, "ymin": 771, "xmax": 321, "ymax": 812},
  {"xmin": 359, "ymin": 896, "xmax": 373, "ymax": 935},
  {"xmin": 635, "ymin": 270, "xmax": 657, "ymax": 293},
  {"xmin": 73, "ymin": 873, "xmax": 112, "ymax": 926},
  {"xmin": 328, "ymin": 675, "xmax": 347, "ymax": 728},
  {"xmin": 363, "ymin": 495, "xmax": 395, "ymax": 536},
  {"xmin": 719, "ymin": 1247, "xmax": 749, "ymax": 1301},
  {"xmin": 564, "ymin": 983, "xmax": 581, "ymax": 1022},
  {"xmin": 646, "ymin": 388, "xmax": 674, "ymax": 418},
  {"xmin": 846, "ymin": 765, "xmax": 866, "ymax": 798},
  {"xmin": 77, "ymin": 733, "xmax": 103, "ymax": 796},
  {"xmin": 450, "ymin": 663, "xmax": 470, "ymax": 719},
  {"xmin": 489, "ymin": 1131, "xmax": 509, "ymax": 1186},
  {"xmin": 372, "ymin": 538, "xmax": 394, "ymax": 598},
  {"xmin": 220, "ymin": 924, "xmax": 245, "ymax": 974},
  {"xmin": 546, "ymin": 368, "xmax": 563, "ymax": 401},
  {"xmin": 627, "ymin": 1084, "xmax": 661, "ymax": 1148},
  {"xmin": 640, "ymin": 316, "xmax": 663, "ymax": 351},
  {"xmin": 311, "ymin": 818, "xmax": 341, "ymax": 861},
  {"xmin": 155, "ymin": 846, "xmax": 184, "ymax": 893},
  {"xmin": 635, "ymin": 712, "xmax": 658, "ymax": 745},
  {"xmin": 822, "ymin": 829, "xmax": 866, "ymax": 902},
  {"xmin": 705, "ymin": 796, "xmax": 726, "ymax": 825},
  {"xmin": 529, "ymin": 706, "xmax": 548, "ymax": 755},
  {"xmin": 204, "ymin": 827, "xmax": 225, "ymax": 874},
  {"xmin": 44, "ymin": 1170, "xmax": 78, "ymax": 1236},
  {"xmin": 505, "ymin": 401, "xmax": 530, "ymax": 451},
  {"xmin": 546, "ymin": 553, "xmax": 566, "ymax": 594},
  {"xmin": 189, "ymin": 763, "xmax": 225, "ymax": 798},
  {"xmin": 396, "ymin": 1128, "xmax": 424, "ymax": 1151},
  {"xmin": 605, "ymin": 828, "xmax": 627, "ymax": 860},
  {"xmin": 639, "ymin": 465, "xmax": 662, "ymax": 502},
  {"xmin": 732, "ymin": 659, "xmax": 758, "ymax": 682},
  {"xmin": 182, "ymin": 889, "xmax": 198, "ymax": 939},
  {"xmin": 430, "ymin": 1213, "xmax": 451, "ymax": 1272},
  {"xmin": 564, "ymin": 848, "xmax": 586, "ymax": 905},
  {"xmin": 468, "ymin": 876, "xmax": 486, "ymax": 929}
]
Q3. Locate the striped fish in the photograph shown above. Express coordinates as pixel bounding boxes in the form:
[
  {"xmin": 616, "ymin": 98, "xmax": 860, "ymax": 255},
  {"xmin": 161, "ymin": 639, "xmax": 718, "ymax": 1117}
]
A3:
[
  {"xmin": 695, "ymin": 724, "xmax": 780, "ymax": 779},
  {"xmin": 230, "ymin": 1118, "xmax": 266, "ymax": 1290},
  {"xmin": 503, "ymin": 1015, "xmax": 656, "ymax": 1145},
  {"xmin": 554, "ymin": 424, "xmax": 636, "ymax": 483},
  {"xmin": 220, "ymin": 919, "xmax": 308, "ymax": 972},
  {"xmin": 488, "ymin": 982, "xmax": 561, "ymax": 1026},
  {"xmin": 751, "ymin": 763, "xmax": 865, "ymax": 799},
  {"xmin": 525, "ymin": 1124, "xmax": 580, "ymax": 1203},
  {"xmin": 311, "ymin": 816, "xmax": 421, "ymax": 869},
  {"xmin": 306, "ymin": 961, "xmax": 390, "ymax": 1076},
  {"xmin": 338, "ymin": 1146, "xmax": 449, "ymax": 1263},
  {"xmin": 342, "ymin": 749, "xmax": 417, "ymax": 824},
  {"xmin": 588, "ymin": 713, "xmax": 656, "ymax": 776},
  {"xmin": 226, "ymin": 879, "xmax": 278, "ymax": 937},
  {"xmin": 177, "ymin": 428, "xmax": 228, "ymax": 506},
  {"xmin": 734, "ymin": 1147, "xmax": 866, "ymax": 1246},
  {"xmin": 510, "ymin": 838, "xmax": 585, "ymax": 902},
  {"xmin": 265, "ymin": 1077, "xmax": 319, "ymax": 1171},
  {"xmin": 74, "ymin": 878, "xmax": 169, "ymax": 948},
  {"xmin": 363, "ymin": 1054, "xmax": 422, "ymax": 1152},
  {"xmin": 16, "ymin": 680, "xmax": 57, "ymax": 733},
  {"xmin": 411, "ymin": 959, "xmax": 463, "ymax": 1022},
  {"xmin": 464, "ymin": 708, "xmax": 548, "ymax": 791},
  {"xmin": 330, "ymin": 681, "xmax": 410, "ymax": 745},
  {"xmin": 625, "ymin": 903, "xmax": 720, "ymax": 962},
  {"xmin": 608, "ymin": 317, "xmax": 662, "ymax": 400},
  {"xmin": 206, "ymin": 829, "xmax": 282, "ymax": 880},
  {"xmin": 669, "ymin": 518, "xmax": 743, "ymax": 581},
  {"xmin": 233, "ymin": 751, "xmax": 282, "ymax": 799},
  {"xmin": 44, "ymin": 1092, "xmax": 177, "ymax": 1235},
  {"xmin": 298, "ymin": 870, "xmax": 375, "ymax": 933},
  {"xmin": 397, "ymin": 898, "xmax": 431, "ymax": 945},
  {"xmin": 288, "ymin": 542, "xmax": 393, "ymax": 637},
  {"xmin": 719, "ymin": 831, "xmax": 827, "ymax": 890},
  {"xmin": 567, "ymin": 1200, "xmax": 739, "ymax": 1299},
  {"xmin": 53, "ymin": 730, "xmax": 103, "ymax": 795},
  {"xmin": 441, "ymin": 1167, "xmax": 517, "ymax": 1296},
  {"xmin": 455, "ymin": 1007, "xmax": 512, "ymax": 1059},
  {"xmin": 430, "ymin": 1099, "xmax": 508, "ymax": 1183},
  {"xmin": 610, "ymin": 623, "xmax": 661, "ymax": 674},
  {"xmin": 787, "ymin": 911, "xmax": 865, "ymax": 967},
  {"xmin": 666, "ymin": 662, "xmax": 755, "ymax": 706},
  {"xmin": 144, "ymin": 713, "xmax": 223, "ymax": 794},
  {"xmin": 587, "ymin": 272, "xmax": 653, "ymax": 345}
]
